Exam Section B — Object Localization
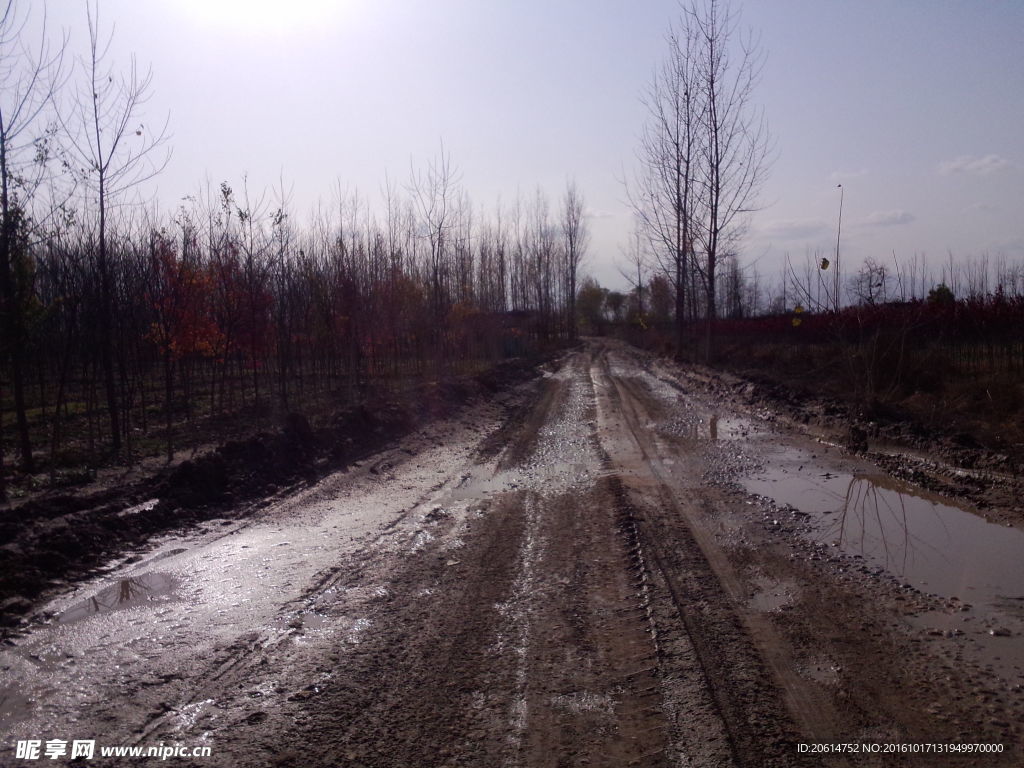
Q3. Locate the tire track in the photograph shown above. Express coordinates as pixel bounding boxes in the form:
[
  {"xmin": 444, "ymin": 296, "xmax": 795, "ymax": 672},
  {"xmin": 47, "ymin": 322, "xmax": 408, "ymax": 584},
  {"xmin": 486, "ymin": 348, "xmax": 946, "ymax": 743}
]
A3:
[{"xmin": 590, "ymin": 341, "xmax": 831, "ymax": 768}]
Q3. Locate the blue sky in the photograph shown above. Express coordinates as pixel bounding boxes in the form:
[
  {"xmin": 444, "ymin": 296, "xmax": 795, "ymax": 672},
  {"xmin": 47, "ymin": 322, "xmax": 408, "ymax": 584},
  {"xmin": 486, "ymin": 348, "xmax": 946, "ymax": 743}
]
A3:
[{"xmin": 26, "ymin": 0, "xmax": 1024, "ymax": 290}]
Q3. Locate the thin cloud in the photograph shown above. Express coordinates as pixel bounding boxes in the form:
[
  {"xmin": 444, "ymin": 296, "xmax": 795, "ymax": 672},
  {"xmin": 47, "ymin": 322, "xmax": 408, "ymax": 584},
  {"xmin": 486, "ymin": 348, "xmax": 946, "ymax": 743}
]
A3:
[
  {"xmin": 962, "ymin": 201, "xmax": 997, "ymax": 214},
  {"xmin": 986, "ymin": 236, "xmax": 1024, "ymax": 256},
  {"xmin": 938, "ymin": 154, "xmax": 1012, "ymax": 176},
  {"xmin": 863, "ymin": 210, "xmax": 914, "ymax": 227},
  {"xmin": 757, "ymin": 218, "xmax": 831, "ymax": 240},
  {"xmin": 828, "ymin": 169, "xmax": 868, "ymax": 182},
  {"xmin": 584, "ymin": 208, "xmax": 615, "ymax": 220}
]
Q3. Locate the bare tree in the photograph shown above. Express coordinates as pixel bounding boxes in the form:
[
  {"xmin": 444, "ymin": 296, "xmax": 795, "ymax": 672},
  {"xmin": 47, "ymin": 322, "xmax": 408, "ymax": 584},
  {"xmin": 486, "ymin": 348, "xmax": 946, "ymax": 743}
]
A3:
[
  {"xmin": 561, "ymin": 179, "xmax": 588, "ymax": 340},
  {"xmin": 629, "ymin": 0, "xmax": 769, "ymax": 359},
  {"xmin": 692, "ymin": 0, "xmax": 770, "ymax": 358},
  {"xmin": 59, "ymin": 0, "xmax": 170, "ymax": 452},
  {"xmin": 618, "ymin": 216, "xmax": 648, "ymax": 319},
  {"xmin": 408, "ymin": 146, "xmax": 460, "ymax": 362},
  {"xmin": 628, "ymin": 19, "xmax": 703, "ymax": 359},
  {"xmin": 527, "ymin": 188, "xmax": 558, "ymax": 339},
  {"xmin": 0, "ymin": 0, "xmax": 67, "ymax": 478},
  {"xmin": 850, "ymin": 257, "xmax": 890, "ymax": 306}
]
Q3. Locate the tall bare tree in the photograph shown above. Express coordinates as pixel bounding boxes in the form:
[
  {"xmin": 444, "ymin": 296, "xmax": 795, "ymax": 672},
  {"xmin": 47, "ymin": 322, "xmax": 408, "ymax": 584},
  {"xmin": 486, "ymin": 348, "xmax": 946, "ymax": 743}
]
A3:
[
  {"xmin": 59, "ymin": 0, "xmax": 170, "ymax": 452},
  {"xmin": 0, "ymin": 0, "xmax": 67, "ymax": 478},
  {"xmin": 692, "ymin": 0, "xmax": 770, "ymax": 358},
  {"xmin": 629, "ymin": 0, "xmax": 769, "ymax": 360},
  {"xmin": 409, "ymin": 146, "xmax": 460, "ymax": 362},
  {"xmin": 561, "ymin": 179, "xmax": 588, "ymax": 341},
  {"xmin": 527, "ymin": 189, "xmax": 558, "ymax": 340},
  {"xmin": 629, "ymin": 19, "xmax": 703, "ymax": 359}
]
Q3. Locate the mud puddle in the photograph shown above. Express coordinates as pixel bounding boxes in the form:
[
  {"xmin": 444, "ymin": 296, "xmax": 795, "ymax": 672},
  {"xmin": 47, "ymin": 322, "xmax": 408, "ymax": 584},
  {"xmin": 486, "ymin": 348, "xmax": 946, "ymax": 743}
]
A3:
[
  {"xmin": 747, "ymin": 573, "xmax": 798, "ymax": 613},
  {"xmin": 59, "ymin": 572, "xmax": 180, "ymax": 624},
  {"xmin": 742, "ymin": 446, "xmax": 1024, "ymax": 682},
  {"xmin": 660, "ymin": 411, "xmax": 756, "ymax": 443},
  {"xmin": 623, "ymin": 363, "xmax": 762, "ymax": 444}
]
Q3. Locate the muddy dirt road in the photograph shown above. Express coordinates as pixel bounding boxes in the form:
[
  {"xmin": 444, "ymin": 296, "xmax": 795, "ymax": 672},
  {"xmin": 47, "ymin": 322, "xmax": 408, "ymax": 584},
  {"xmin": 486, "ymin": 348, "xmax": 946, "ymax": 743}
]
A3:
[{"xmin": 2, "ymin": 340, "xmax": 1022, "ymax": 766}]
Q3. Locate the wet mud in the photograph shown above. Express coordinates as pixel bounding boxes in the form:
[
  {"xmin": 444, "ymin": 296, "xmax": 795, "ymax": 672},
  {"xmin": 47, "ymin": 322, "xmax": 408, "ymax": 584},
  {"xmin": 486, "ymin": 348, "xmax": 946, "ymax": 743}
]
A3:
[
  {"xmin": 0, "ymin": 356, "xmax": 547, "ymax": 632},
  {"xmin": 1, "ymin": 340, "xmax": 1021, "ymax": 766}
]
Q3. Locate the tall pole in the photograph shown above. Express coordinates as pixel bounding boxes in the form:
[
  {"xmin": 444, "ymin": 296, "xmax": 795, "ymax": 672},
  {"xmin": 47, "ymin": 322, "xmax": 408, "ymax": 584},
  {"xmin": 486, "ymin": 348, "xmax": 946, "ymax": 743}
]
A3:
[{"xmin": 835, "ymin": 184, "xmax": 844, "ymax": 313}]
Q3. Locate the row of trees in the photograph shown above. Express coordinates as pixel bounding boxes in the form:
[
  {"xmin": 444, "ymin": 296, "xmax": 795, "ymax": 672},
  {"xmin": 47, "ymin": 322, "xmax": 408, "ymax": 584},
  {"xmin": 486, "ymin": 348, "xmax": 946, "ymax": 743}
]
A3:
[
  {"xmin": 784, "ymin": 250, "xmax": 1024, "ymax": 312},
  {"xmin": 598, "ymin": 247, "xmax": 1024, "ymax": 329},
  {"xmin": 584, "ymin": 256, "xmax": 757, "ymax": 333},
  {"xmin": 12, "ymin": 178, "xmax": 586, "ymax": 468},
  {"xmin": 0, "ymin": 1, "xmax": 588, "ymax": 491}
]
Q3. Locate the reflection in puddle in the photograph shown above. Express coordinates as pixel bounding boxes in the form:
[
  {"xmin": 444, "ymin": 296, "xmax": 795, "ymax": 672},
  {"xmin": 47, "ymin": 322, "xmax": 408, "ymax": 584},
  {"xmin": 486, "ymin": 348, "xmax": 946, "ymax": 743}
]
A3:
[
  {"xmin": 59, "ymin": 572, "xmax": 178, "ymax": 624},
  {"xmin": 830, "ymin": 473, "xmax": 997, "ymax": 593},
  {"xmin": 743, "ymin": 450, "xmax": 1024, "ymax": 680},
  {"xmin": 744, "ymin": 458, "xmax": 1024, "ymax": 604}
]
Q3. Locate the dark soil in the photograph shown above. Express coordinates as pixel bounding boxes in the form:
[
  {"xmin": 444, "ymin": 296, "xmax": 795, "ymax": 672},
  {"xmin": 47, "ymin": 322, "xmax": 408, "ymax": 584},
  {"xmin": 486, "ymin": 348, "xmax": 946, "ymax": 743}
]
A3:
[
  {"xmin": 632, "ymin": 347, "xmax": 1024, "ymax": 523},
  {"xmin": 0, "ymin": 354, "xmax": 552, "ymax": 632},
  {"xmin": 702, "ymin": 338, "xmax": 1024, "ymax": 471}
]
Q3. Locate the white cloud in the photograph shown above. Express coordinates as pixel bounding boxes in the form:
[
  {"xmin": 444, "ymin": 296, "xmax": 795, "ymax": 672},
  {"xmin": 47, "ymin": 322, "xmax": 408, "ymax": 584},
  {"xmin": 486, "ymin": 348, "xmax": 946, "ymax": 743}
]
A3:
[
  {"xmin": 863, "ymin": 210, "xmax": 915, "ymax": 227},
  {"xmin": 829, "ymin": 169, "xmax": 868, "ymax": 182},
  {"xmin": 962, "ymin": 201, "xmax": 997, "ymax": 214},
  {"xmin": 584, "ymin": 208, "xmax": 615, "ymax": 220},
  {"xmin": 938, "ymin": 154, "xmax": 1012, "ymax": 176},
  {"xmin": 758, "ymin": 218, "xmax": 831, "ymax": 240}
]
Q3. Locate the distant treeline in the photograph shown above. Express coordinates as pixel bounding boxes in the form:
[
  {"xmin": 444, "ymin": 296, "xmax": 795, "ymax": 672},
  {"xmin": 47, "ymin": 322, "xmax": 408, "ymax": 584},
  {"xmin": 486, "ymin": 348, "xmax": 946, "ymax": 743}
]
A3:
[
  {"xmin": 0, "ymin": 174, "xmax": 588, "ymax": 484},
  {"xmin": 0, "ymin": 1, "xmax": 594, "ymax": 493},
  {"xmin": 584, "ymin": 261, "xmax": 1024, "ymax": 406}
]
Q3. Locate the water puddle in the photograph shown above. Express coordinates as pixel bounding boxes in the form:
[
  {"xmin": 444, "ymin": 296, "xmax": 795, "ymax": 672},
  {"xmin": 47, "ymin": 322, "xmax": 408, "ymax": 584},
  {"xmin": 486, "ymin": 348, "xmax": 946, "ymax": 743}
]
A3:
[
  {"xmin": 445, "ymin": 467, "xmax": 515, "ymax": 503},
  {"xmin": 744, "ymin": 454, "xmax": 1024, "ymax": 600},
  {"xmin": 301, "ymin": 612, "xmax": 329, "ymax": 631},
  {"xmin": 798, "ymin": 655, "xmax": 842, "ymax": 686},
  {"xmin": 656, "ymin": 402, "xmax": 760, "ymax": 445},
  {"xmin": 279, "ymin": 611, "xmax": 330, "ymax": 633},
  {"xmin": 748, "ymin": 574, "xmax": 797, "ymax": 613},
  {"xmin": 59, "ymin": 572, "xmax": 179, "ymax": 624},
  {"xmin": 742, "ymin": 447, "xmax": 1024, "ymax": 681}
]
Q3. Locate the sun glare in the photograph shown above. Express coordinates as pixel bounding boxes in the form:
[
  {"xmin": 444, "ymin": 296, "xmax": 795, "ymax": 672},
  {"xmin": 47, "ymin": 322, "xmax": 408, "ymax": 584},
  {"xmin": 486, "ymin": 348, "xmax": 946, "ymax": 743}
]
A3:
[{"xmin": 176, "ymin": 0, "xmax": 348, "ymax": 34}]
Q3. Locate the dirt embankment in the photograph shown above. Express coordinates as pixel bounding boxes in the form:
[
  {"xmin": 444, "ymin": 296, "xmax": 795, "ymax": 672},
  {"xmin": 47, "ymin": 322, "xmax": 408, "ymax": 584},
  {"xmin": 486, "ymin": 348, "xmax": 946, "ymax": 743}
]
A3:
[
  {"xmin": 0, "ymin": 356, "xmax": 553, "ymax": 631},
  {"xmin": 644, "ymin": 354, "xmax": 1024, "ymax": 524},
  {"xmin": 621, "ymin": 327, "xmax": 1021, "ymax": 481}
]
